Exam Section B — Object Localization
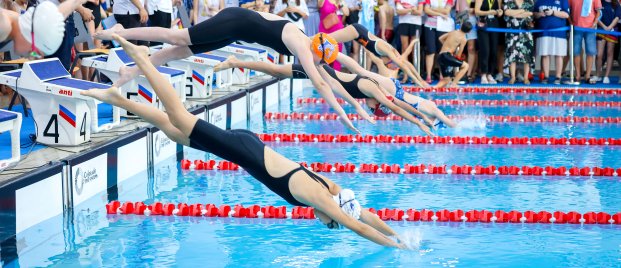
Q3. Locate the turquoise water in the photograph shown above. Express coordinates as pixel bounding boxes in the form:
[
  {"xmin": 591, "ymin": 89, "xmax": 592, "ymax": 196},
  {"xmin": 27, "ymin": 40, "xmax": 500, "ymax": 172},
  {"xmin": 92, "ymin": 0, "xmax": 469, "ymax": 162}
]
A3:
[{"xmin": 5, "ymin": 87, "xmax": 621, "ymax": 267}]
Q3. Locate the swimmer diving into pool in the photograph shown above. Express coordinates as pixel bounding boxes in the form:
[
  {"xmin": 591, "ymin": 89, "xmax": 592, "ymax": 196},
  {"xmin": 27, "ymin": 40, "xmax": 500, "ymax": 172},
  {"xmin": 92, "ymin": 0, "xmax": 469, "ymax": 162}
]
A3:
[
  {"xmin": 215, "ymin": 54, "xmax": 455, "ymax": 128},
  {"xmin": 329, "ymin": 23, "xmax": 429, "ymax": 88},
  {"xmin": 94, "ymin": 7, "xmax": 370, "ymax": 133},
  {"xmin": 82, "ymin": 34, "xmax": 407, "ymax": 249}
]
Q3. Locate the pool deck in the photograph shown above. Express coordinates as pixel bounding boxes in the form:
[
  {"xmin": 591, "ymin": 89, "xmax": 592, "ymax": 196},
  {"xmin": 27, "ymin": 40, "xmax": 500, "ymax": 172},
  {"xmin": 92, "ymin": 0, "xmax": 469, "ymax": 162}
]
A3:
[{"xmin": 0, "ymin": 75, "xmax": 276, "ymax": 184}]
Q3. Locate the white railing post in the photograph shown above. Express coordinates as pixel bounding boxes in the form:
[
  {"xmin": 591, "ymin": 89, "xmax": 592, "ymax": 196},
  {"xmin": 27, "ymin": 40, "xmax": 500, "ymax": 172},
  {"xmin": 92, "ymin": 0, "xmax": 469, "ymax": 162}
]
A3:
[{"xmin": 414, "ymin": 30, "xmax": 420, "ymax": 72}]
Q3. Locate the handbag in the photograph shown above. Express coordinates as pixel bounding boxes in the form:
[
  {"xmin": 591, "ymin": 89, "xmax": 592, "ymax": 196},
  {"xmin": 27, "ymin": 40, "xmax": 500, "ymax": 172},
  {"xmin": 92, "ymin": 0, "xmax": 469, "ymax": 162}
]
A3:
[{"xmin": 322, "ymin": 12, "xmax": 340, "ymax": 29}]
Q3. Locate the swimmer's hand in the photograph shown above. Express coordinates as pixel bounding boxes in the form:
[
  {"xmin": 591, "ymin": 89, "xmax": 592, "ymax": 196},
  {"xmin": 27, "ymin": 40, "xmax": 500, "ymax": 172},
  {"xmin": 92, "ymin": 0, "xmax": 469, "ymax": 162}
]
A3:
[
  {"xmin": 417, "ymin": 122, "xmax": 434, "ymax": 136},
  {"xmin": 422, "ymin": 115, "xmax": 436, "ymax": 131},
  {"xmin": 355, "ymin": 107, "xmax": 376, "ymax": 124},
  {"xmin": 339, "ymin": 117, "xmax": 361, "ymax": 134}
]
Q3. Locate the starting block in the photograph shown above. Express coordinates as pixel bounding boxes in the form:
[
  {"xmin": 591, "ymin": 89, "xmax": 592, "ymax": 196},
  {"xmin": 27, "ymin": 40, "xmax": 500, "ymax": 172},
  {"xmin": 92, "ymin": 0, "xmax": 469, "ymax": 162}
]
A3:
[
  {"xmin": 0, "ymin": 109, "xmax": 21, "ymax": 169},
  {"xmin": 0, "ymin": 58, "xmax": 121, "ymax": 146},
  {"xmin": 211, "ymin": 44, "xmax": 269, "ymax": 84},
  {"xmin": 166, "ymin": 53, "xmax": 233, "ymax": 99},
  {"xmin": 82, "ymin": 48, "xmax": 187, "ymax": 117}
]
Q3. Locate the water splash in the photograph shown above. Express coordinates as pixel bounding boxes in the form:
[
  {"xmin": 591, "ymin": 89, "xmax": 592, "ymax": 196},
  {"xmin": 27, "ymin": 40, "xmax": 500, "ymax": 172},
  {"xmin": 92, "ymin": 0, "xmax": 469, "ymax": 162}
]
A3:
[
  {"xmin": 400, "ymin": 229, "xmax": 423, "ymax": 250},
  {"xmin": 454, "ymin": 113, "xmax": 488, "ymax": 130}
]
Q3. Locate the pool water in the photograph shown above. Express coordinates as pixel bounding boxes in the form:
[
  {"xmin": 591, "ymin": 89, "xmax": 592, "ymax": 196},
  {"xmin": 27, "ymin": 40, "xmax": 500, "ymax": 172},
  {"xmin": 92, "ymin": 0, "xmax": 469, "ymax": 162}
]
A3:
[{"xmin": 6, "ymin": 87, "xmax": 621, "ymax": 267}]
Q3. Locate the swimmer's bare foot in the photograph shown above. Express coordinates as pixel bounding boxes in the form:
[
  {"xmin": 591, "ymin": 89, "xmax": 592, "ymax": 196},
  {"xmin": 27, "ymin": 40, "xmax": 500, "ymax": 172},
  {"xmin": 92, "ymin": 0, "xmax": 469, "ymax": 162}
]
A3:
[
  {"xmin": 112, "ymin": 34, "xmax": 149, "ymax": 61},
  {"xmin": 94, "ymin": 24, "xmax": 124, "ymax": 40},
  {"xmin": 81, "ymin": 86, "xmax": 124, "ymax": 105},
  {"xmin": 214, "ymin": 56, "xmax": 239, "ymax": 72},
  {"xmin": 115, "ymin": 65, "xmax": 140, "ymax": 87}
]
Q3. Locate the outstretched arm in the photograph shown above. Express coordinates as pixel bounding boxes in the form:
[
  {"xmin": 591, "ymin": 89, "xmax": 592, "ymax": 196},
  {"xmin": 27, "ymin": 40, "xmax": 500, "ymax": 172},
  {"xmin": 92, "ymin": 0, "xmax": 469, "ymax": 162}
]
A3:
[
  {"xmin": 393, "ymin": 97, "xmax": 435, "ymax": 128},
  {"xmin": 309, "ymin": 194, "xmax": 404, "ymax": 248},
  {"xmin": 296, "ymin": 48, "xmax": 361, "ymax": 133},
  {"xmin": 362, "ymin": 80, "xmax": 433, "ymax": 135},
  {"xmin": 58, "ymin": 0, "xmax": 87, "ymax": 18},
  {"xmin": 317, "ymin": 67, "xmax": 376, "ymax": 124}
]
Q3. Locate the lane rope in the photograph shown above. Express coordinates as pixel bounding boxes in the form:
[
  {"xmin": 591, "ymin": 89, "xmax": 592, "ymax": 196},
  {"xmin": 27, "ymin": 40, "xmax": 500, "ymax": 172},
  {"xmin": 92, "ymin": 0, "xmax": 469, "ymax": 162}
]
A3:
[
  {"xmin": 180, "ymin": 159, "xmax": 621, "ymax": 177},
  {"xmin": 401, "ymin": 85, "xmax": 621, "ymax": 96},
  {"xmin": 105, "ymin": 201, "xmax": 621, "ymax": 225},
  {"xmin": 296, "ymin": 97, "xmax": 621, "ymax": 108},
  {"xmin": 254, "ymin": 133, "xmax": 621, "ymax": 146},
  {"xmin": 264, "ymin": 112, "xmax": 621, "ymax": 125}
]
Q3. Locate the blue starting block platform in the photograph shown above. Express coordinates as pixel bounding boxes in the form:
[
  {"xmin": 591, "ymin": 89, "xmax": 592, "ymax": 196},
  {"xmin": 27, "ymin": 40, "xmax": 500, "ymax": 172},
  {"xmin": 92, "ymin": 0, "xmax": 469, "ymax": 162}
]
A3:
[
  {"xmin": 82, "ymin": 48, "xmax": 187, "ymax": 117},
  {"xmin": 0, "ymin": 58, "xmax": 121, "ymax": 146}
]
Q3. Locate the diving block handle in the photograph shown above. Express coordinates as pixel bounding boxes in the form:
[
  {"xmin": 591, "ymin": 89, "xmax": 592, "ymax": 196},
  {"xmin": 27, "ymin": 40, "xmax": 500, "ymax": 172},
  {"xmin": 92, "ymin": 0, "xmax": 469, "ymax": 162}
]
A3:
[{"xmin": 84, "ymin": 90, "xmax": 122, "ymax": 132}]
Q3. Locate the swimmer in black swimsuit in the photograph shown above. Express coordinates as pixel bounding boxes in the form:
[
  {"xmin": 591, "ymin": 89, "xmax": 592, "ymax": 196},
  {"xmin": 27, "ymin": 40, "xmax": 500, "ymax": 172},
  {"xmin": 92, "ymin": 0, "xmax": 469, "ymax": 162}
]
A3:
[
  {"xmin": 83, "ymin": 34, "xmax": 407, "ymax": 249},
  {"xmin": 329, "ymin": 23, "xmax": 430, "ymax": 88},
  {"xmin": 336, "ymin": 53, "xmax": 457, "ymax": 128},
  {"xmin": 215, "ymin": 55, "xmax": 455, "ymax": 128},
  {"xmin": 94, "ymin": 7, "xmax": 368, "ymax": 133}
]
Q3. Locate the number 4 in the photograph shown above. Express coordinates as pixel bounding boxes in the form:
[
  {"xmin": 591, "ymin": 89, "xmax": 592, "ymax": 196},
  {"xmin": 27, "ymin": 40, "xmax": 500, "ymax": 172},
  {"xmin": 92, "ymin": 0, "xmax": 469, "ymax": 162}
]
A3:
[
  {"xmin": 79, "ymin": 113, "xmax": 87, "ymax": 141},
  {"xmin": 43, "ymin": 115, "xmax": 59, "ymax": 143}
]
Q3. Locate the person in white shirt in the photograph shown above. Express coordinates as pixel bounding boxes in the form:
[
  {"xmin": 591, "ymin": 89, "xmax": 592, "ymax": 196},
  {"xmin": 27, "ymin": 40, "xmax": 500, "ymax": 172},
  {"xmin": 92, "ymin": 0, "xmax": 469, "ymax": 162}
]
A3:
[
  {"xmin": 148, "ymin": 0, "xmax": 173, "ymax": 46},
  {"xmin": 422, "ymin": 0, "xmax": 454, "ymax": 83},
  {"xmin": 396, "ymin": 0, "xmax": 423, "ymax": 56},
  {"xmin": 193, "ymin": 0, "xmax": 223, "ymax": 24},
  {"xmin": 113, "ymin": 0, "xmax": 148, "ymax": 44},
  {"xmin": 273, "ymin": 0, "xmax": 309, "ymax": 31}
]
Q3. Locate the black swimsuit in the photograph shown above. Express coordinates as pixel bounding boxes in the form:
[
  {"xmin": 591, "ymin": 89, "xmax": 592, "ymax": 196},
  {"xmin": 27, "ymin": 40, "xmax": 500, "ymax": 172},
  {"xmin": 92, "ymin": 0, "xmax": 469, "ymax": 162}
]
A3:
[
  {"xmin": 321, "ymin": 64, "xmax": 369, "ymax": 99},
  {"xmin": 189, "ymin": 119, "xmax": 329, "ymax": 206},
  {"xmin": 352, "ymin": 23, "xmax": 382, "ymax": 57},
  {"xmin": 187, "ymin": 7, "xmax": 293, "ymax": 56}
]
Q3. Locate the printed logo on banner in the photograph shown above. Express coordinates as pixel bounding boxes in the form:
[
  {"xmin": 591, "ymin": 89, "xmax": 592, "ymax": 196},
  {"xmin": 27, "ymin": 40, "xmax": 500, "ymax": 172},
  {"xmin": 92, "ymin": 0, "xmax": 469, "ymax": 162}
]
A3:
[
  {"xmin": 279, "ymin": 79, "xmax": 290, "ymax": 101},
  {"xmin": 72, "ymin": 154, "xmax": 107, "ymax": 206},
  {"xmin": 154, "ymin": 132, "xmax": 172, "ymax": 158},
  {"xmin": 59, "ymin": 104, "xmax": 76, "ymax": 127},
  {"xmin": 138, "ymin": 84, "xmax": 153, "ymax": 103},
  {"xmin": 250, "ymin": 90, "xmax": 262, "ymax": 115},
  {"xmin": 74, "ymin": 167, "xmax": 99, "ymax": 195},
  {"xmin": 209, "ymin": 105, "xmax": 227, "ymax": 129}
]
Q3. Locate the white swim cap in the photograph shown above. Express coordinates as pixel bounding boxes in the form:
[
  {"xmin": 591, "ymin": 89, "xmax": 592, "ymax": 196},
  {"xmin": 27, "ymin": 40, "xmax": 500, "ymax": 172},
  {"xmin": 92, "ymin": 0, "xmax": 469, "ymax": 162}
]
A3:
[
  {"xmin": 333, "ymin": 189, "xmax": 361, "ymax": 220},
  {"xmin": 19, "ymin": 2, "xmax": 65, "ymax": 55}
]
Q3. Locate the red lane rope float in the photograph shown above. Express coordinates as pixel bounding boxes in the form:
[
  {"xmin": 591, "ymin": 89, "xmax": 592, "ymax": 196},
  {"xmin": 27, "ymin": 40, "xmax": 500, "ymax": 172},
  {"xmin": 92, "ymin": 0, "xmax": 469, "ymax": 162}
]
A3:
[
  {"xmin": 180, "ymin": 159, "xmax": 621, "ymax": 177},
  {"xmin": 296, "ymin": 97, "xmax": 621, "ymax": 108},
  {"xmin": 105, "ymin": 201, "xmax": 621, "ymax": 225},
  {"xmin": 401, "ymin": 85, "xmax": 621, "ymax": 96},
  {"xmin": 254, "ymin": 133, "xmax": 621, "ymax": 146},
  {"xmin": 264, "ymin": 112, "xmax": 621, "ymax": 125}
]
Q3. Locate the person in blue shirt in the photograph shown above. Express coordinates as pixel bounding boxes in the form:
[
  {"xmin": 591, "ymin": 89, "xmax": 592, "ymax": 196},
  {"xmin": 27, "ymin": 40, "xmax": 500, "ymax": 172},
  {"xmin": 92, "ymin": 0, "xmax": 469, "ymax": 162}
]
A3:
[
  {"xmin": 534, "ymin": 0, "xmax": 569, "ymax": 84},
  {"xmin": 595, "ymin": 0, "xmax": 621, "ymax": 83}
]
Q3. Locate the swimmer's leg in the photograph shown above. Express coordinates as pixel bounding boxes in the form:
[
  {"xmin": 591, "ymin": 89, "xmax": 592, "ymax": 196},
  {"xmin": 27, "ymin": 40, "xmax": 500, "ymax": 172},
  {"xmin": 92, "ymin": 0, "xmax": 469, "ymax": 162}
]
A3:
[
  {"xmin": 81, "ymin": 86, "xmax": 189, "ymax": 145},
  {"xmin": 215, "ymin": 56, "xmax": 294, "ymax": 78},
  {"xmin": 115, "ymin": 45, "xmax": 194, "ymax": 87},
  {"xmin": 434, "ymin": 77, "xmax": 451, "ymax": 89},
  {"xmin": 418, "ymin": 100, "xmax": 456, "ymax": 128},
  {"xmin": 114, "ymin": 34, "xmax": 198, "ymax": 135},
  {"xmin": 452, "ymin": 62, "xmax": 469, "ymax": 86},
  {"xmin": 96, "ymin": 24, "xmax": 192, "ymax": 46},
  {"xmin": 330, "ymin": 25, "xmax": 360, "ymax": 43}
]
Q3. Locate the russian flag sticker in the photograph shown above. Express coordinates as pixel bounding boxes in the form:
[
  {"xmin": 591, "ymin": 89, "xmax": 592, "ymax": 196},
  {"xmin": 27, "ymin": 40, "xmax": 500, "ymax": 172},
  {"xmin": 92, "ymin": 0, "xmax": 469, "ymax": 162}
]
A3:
[
  {"xmin": 267, "ymin": 54, "xmax": 275, "ymax": 63},
  {"xmin": 138, "ymin": 84, "xmax": 154, "ymax": 103},
  {"xmin": 59, "ymin": 104, "xmax": 76, "ymax": 127},
  {"xmin": 192, "ymin": 70, "xmax": 205, "ymax": 85}
]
